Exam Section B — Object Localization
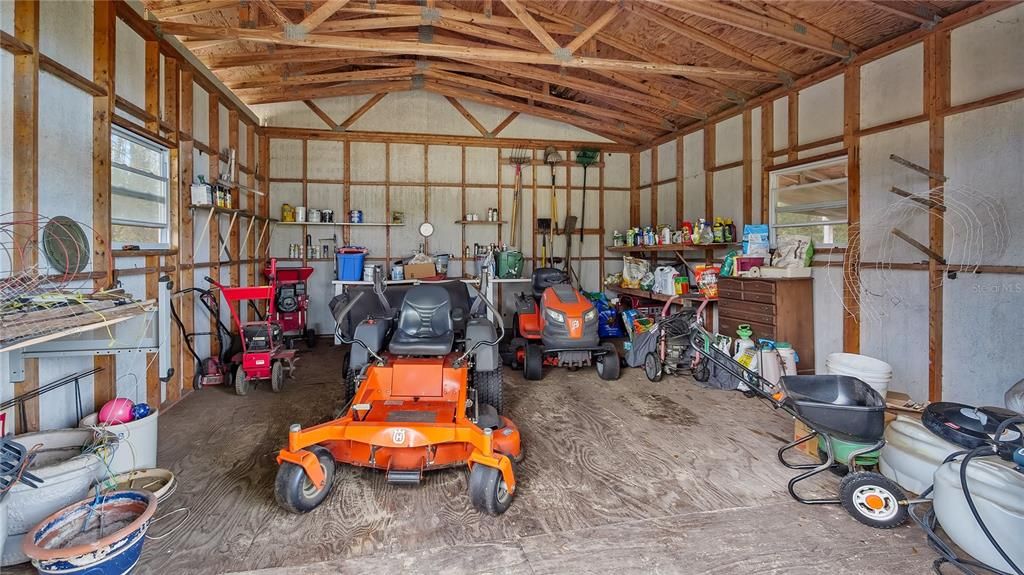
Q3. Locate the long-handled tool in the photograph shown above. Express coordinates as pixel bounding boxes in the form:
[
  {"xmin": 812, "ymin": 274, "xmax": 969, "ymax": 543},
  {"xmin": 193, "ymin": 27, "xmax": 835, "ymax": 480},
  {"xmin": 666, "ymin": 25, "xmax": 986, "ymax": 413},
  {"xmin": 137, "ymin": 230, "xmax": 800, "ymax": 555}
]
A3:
[
  {"xmin": 562, "ymin": 214, "xmax": 579, "ymax": 287},
  {"xmin": 544, "ymin": 147, "xmax": 563, "ymax": 236},
  {"xmin": 575, "ymin": 148, "xmax": 599, "ymax": 290},
  {"xmin": 537, "ymin": 218, "xmax": 551, "ymax": 267},
  {"xmin": 508, "ymin": 147, "xmax": 530, "ymax": 248}
]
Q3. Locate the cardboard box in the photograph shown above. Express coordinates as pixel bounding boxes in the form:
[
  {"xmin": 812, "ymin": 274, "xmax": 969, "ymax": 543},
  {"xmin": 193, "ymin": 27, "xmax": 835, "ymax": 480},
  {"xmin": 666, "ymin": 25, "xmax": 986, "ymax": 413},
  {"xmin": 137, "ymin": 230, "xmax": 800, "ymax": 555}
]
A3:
[{"xmin": 404, "ymin": 262, "xmax": 437, "ymax": 279}]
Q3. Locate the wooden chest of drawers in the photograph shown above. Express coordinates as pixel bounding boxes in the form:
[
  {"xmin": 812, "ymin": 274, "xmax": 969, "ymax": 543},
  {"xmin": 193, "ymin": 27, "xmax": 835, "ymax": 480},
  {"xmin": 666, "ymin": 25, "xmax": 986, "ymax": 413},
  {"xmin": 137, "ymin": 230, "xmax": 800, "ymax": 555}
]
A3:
[{"xmin": 717, "ymin": 277, "xmax": 815, "ymax": 374}]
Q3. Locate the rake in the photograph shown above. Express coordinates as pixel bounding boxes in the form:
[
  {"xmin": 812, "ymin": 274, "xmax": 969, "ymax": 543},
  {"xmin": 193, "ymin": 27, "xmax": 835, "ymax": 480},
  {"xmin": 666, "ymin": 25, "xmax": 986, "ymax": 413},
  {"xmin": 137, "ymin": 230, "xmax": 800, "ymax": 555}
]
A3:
[{"xmin": 508, "ymin": 146, "xmax": 530, "ymax": 248}]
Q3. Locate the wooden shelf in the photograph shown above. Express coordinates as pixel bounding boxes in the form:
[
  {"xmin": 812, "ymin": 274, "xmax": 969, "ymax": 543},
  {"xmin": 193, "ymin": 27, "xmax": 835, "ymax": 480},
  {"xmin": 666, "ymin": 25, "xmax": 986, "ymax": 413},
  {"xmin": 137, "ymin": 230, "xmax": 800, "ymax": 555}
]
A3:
[
  {"xmin": 455, "ymin": 220, "xmax": 508, "ymax": 225},
  {"xmin": 188, "ymin": 204, "xmax": 254, "ymax": 217},
  {"xmin": 275, "ymin": 257, "xmax": 335, "ymax": 262},
  {"xmin": 607, "ymin": 285, "xmax": 712, "ymax": 304},
  {"xmin": 606, "ymin": 243, "xmax": 739, "ymax": 253},
  {"xmin": 277, "ymin": 221, "xmax": 403, "ymax": 227},
  {"xmin": 112, "ymin": 248, "xmax": 179, "ymax": 258}
]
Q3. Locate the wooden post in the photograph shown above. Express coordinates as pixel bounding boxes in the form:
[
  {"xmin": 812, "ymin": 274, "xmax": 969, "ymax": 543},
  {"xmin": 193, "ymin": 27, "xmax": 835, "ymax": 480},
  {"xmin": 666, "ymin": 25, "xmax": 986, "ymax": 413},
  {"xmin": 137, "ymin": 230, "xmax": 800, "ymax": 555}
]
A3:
[
  {"xmin": 144, "ymin": 39, "xmax": 161, "ymax": 404},
  {"xmin": 178, "ymin": 68, "xmax": 196, "ymax": 398},
  {"xmin": 704, "ymin": 127, "xmax": 715, "ymax": 220},
  {"xmin": 760, "ymin": 102, "xmax": 774, "ymax": 224},
  {"xmin": 144, "ymin": 40, "xmax": 160, "ymax": 133},
  {"xmin": 742, "ymin": 109, "xmax": 752, "ymax": 227},
  {"xmin": 628, "ymin": 152, "xmax": 640, "ymax": 226},
  {"xmin": 598, "ymin": 151, "xmax": 606, "ymax": 282},
  {"xmin": 788, "ymin": 92, "xmax": 799, "ymax": 161},
  {"xmin": 208, "ymin": 94, "xmax": 222, "ymax": 353},
  {"xmin": 925, "ymin": 31, "xmax": 950, "ymax": 401},
  {"xmin": 12, "ymin": 0, "xmax": 39, "ymax": 432},
  {"xmin": 342, "ymin": 140, "xmax": 351, "ymax": 245},
  {"xmin": 228, "ymin": 111, "xmax": 240, "ymax": 319},
  {"xmin": 246, "ymin": 123, "xmax": 257, "ymax": 300},
  {"xmin": 650, "ymin": 146, "xmax": 659, "ymax": 225},
  {"xmin": 843, "ymin": 65, "xmax": 862, "ymax": 354},
  {"xmin": 93, "ymin": 0, "xmax": 116, "ymax": 412},
  {"xmin": 675, "ymin": 136, "xmax": 684, "ymax": 223},
  {"xmin": 164, "ymin": 57, "xmax": 181, "ymax": 404}
]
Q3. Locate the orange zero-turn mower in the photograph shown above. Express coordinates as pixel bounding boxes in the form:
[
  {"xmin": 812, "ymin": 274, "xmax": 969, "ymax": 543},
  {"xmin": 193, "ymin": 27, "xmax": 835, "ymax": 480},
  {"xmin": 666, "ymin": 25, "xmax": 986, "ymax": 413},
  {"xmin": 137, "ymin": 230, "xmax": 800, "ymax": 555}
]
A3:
[
  {"xmin": 509, "ymin": 267, "xmax": 620, "ymax": 381},
  {"xmin": 274, "ymin": 272, "xmax": 523, "ymax": 515}
]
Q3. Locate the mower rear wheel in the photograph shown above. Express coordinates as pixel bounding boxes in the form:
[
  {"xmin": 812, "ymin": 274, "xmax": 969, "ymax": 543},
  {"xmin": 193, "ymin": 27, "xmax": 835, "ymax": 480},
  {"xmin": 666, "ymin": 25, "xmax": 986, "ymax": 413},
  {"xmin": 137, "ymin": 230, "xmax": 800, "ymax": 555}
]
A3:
[
  {"xmin": 474, "ymin": 367, "xmax": 504, "ymax": 414},
  {"xmin": 305, "ymin": 328, "xmax": 317, "ymax": 348},
  {"xmin": 274, "ymin": 445, "xmax": 335, "ymax": 514},
  {"xmin": 343, "ymin": 369, "xmax": 358, "ymax": 403},
  {"xmin": 524, "ymin": 345, "xmax": 543, "ymax": 381},
  {"xmin": 235, "ymin": 367, "xmax": 252, "ymax": 396},
  {"xmin": 839, "ymin": 471, "xmax": 908, "ymax": 529},
  {"xmin": 271, "ymin": 361, "xmax": 284, "ymax": 392},
  {"xmin": 595, "ymin": 342, "xmax": 621, "ymax": 381},
  {"xmin": 644, "ymin": 352, "xmax": 663, "ymax": 382},
  {"xmin": 469, "ymin": 462, "xmax": 514, "ymax": 516}
]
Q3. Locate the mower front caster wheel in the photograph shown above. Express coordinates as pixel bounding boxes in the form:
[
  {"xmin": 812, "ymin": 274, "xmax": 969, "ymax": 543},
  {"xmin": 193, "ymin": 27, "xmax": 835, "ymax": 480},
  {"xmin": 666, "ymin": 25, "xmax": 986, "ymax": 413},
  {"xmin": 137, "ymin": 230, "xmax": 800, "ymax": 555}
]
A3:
[
  {"xmin": 274, "ymin": 446, "xmax": 336, "ymax": 514},
  {"xmin": 839, "ymin": 471, "xmax": 908, "ymax": 529},
  {"xmin": 595, "ymin": 342, "xmax": 621, "ymax": 381},
  {"xmin": 524, "ymin": 345, "xmax": 543, "ymax": 381},
  {"xmin": 469, "ymin": 463, "xmax": 514, "ymax": 516}
]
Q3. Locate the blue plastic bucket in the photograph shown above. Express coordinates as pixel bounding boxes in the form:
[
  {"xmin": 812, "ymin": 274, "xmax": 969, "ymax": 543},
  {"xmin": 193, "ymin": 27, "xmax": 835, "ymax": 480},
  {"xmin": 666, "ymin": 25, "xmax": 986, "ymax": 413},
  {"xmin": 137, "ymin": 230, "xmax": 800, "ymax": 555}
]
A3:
[
  {"xmin": 336, "ymin": 251, "xmax": 366, "ymax": 281},
  {"xmin": 22, "ymin": 490, "xmax": 156, "ymax": 575}
]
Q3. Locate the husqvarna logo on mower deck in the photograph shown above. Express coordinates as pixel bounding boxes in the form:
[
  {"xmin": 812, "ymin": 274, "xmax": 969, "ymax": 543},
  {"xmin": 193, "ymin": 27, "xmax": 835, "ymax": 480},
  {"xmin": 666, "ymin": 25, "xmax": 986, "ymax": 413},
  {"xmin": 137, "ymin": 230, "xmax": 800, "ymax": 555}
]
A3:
[
  {"xmin": 392, "ymin": 429, "xmax": 407, "ymax": 444},
  {"xmin": 570, "ymin": 319, "xmax": 580, "ymax": 330}
]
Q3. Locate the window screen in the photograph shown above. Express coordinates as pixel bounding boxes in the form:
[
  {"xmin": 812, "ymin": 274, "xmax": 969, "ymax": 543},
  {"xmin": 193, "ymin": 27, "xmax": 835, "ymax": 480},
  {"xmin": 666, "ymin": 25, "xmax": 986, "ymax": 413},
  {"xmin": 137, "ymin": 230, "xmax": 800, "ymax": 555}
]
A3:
[{"xmin": 111, "ymin": 126, "xmax": 170, "ymax": 246}]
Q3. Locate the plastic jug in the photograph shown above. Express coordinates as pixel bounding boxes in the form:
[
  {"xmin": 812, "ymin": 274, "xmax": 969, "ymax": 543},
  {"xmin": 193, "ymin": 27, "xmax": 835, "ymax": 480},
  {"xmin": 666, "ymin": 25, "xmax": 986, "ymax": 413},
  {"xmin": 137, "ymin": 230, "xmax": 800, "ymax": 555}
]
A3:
[{"xmin": 776, "ymin": 342, "xmax": 798, "ymax": 375}]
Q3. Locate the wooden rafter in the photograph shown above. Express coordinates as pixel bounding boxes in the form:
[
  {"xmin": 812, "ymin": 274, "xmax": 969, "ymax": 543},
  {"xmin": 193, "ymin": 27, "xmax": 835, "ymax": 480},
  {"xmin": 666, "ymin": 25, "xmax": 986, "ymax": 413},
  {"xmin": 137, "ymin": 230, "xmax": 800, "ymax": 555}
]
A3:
[
  {"xmin": 444, "ymin": 96, "xmax": 489, "ymax": 137},
  {"xmin": 491, "ymin": 111, "xmax": 518, "ymax": 137},
  {"xmin": 149, "ymin": 0, "xmax": 239, "ymax": 19},
  {"xmin": 340, "ymin": 91, "xmax": 388, "ymax": 129},
  {"xmin": 240, "ymin": 79, "xmax": 411, "ymax": 105},
  {"xmin": 868, "ymin": 1, "xmax": 941, "ymax": 27},
  {"xmin": 154, "ymin": 21, "xmax": 784, "ymax": 82},
  {"xmin": 316, "ymin": 15, "xmax": 422, "ymax": 33},
  {"xmin": 202, "ymin": 47, "xmax": 389, "ymax": 69},
  {"xmin": 564, "ymin": 4, "xmax": 621, "ymax": 54},
  {"xmin": 647, "ymin": 0, "xmax": 854, "ymax": 57},
  {"xmin": 253, "ymin": 0, "xmax": 293, "ymax": 27},
  {"xmin": 499, "ymin": 0, "xmax": 562, "ymax": 54},
  {"xmin": 228, "ymin": 66, "xmax": 415, "ymax": 90},
  {"xmin": 299, "ymin": 0, "xmax": 352, "ymax": 32},
  {"xmin": 304, "ymin": 99, "xmax": 340, "ymax": 130}
]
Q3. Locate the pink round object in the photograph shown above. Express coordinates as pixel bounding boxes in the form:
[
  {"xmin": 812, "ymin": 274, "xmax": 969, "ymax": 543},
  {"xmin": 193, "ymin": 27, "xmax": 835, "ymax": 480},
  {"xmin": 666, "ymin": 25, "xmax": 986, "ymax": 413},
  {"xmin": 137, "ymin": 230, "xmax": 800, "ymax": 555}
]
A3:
[{"xmin": 98, "ymin": 397, "xmax": 135, "ymax": 424}]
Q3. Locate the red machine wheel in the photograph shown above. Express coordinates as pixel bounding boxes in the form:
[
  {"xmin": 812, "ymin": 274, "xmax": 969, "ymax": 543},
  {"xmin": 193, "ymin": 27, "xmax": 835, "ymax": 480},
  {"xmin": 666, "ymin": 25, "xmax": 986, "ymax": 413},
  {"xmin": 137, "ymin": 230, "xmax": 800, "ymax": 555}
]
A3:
[
  {"xmin": 235, "ymin": 367, "xmax": 252, "ymax": 396},
  {"xmin": 469, "ymin": 463, "xmax": 514, "ymax": 516},
  {"xmin": 524, "ymin": 345, "xmax": 543, "ymax": 381},
  {"xmin": 271, "ymin": 361, "xmax": 284, "ymax": 393},
  {"xmin": 644, "ymin": 352, "xmax": 663, "ymax": 382},
  {"xmin": 274, "ymin": 446, "xmax": 336, "ymax": 514}
]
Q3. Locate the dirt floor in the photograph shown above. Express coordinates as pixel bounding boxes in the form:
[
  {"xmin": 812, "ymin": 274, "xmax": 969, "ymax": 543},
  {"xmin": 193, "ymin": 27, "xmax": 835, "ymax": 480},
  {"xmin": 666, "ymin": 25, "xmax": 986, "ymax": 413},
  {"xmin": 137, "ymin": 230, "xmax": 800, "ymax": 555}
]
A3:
[{"xmin": 41, "ymin": 345, "xmax": 946, "ymax": 573}]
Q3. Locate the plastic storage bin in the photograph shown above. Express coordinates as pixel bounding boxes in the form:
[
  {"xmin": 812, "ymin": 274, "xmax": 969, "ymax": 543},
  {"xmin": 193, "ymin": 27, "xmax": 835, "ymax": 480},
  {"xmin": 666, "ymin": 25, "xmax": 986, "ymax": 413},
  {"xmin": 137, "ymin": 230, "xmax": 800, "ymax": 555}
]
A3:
[{"xmin": 337, "ymin": 250, "xmax": 366, "ymax": 281}]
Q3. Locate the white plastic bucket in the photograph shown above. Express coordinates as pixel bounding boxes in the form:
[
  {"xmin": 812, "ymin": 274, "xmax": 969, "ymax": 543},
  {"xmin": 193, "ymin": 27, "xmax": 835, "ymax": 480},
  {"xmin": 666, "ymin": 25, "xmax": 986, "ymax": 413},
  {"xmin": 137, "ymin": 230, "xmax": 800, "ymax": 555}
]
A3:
[
  {"xmin": 79, "ymin": 410, "xmax": 159, "ymax": 475},
  {"xmin": 827, "ymin": 352, "xmax": 892, "ymax": 399}
]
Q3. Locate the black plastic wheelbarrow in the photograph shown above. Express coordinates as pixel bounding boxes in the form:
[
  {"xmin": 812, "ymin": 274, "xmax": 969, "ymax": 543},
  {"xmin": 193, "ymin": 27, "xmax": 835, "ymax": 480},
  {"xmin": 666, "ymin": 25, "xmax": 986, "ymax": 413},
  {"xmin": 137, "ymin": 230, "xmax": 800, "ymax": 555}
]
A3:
[{"xmin": 689, "ymin": 327, "xmax": 910, "ymax": 528}]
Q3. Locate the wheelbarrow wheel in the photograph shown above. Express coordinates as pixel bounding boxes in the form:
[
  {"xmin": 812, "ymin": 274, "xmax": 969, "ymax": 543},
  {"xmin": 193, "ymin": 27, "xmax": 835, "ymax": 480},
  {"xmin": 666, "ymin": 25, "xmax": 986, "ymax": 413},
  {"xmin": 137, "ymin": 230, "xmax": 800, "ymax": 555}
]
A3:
[
  {"xmin": 692, "ymin": 358, "xmax": 710, "ymax": 382},
  {"xmin": 271, "ymin": 361, "xmax": 284, "ymax": 392},
  {"xmin": 469, "ymin": 462, "xmax": 514, "ymax": 516},
  {"xmin": 274, "ymin": 445, "xmax": 335, "ymax": 514},
  {"xmin": 644, "ymin": 352, "xmax": 663, "ymax": 382},
  {"xmin": 595, "ymin": 342, "xmax": 620, "ymax": 381},
  {"xmin": 235, "ymin": 367, "xmax": 251, "ymax": 396},
  {"xmin": 524, "ymin": 345, "xmax": 543, "ymax": 381},
  {"xmin": 839, "ymin": 471, "xmax": 908, "ymax": 529}
]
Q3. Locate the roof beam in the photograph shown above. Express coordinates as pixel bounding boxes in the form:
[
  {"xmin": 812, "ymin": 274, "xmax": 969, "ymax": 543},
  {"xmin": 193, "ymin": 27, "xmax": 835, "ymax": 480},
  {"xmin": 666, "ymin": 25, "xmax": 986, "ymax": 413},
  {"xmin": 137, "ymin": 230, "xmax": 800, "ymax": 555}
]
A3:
[
  {"xmin": 304, "ymin": 99, "xmax": 341, "ymax": 130},
  {"xmin": 340, "ymin": 92, "xmax": 388, "ymax": 129},
  {"xmin": 201, "ymin": 47, "xmax": 389, "ymax": 69},
  {"xmin": 298, "ymin": 0, "xmax": 352, "ymax": 32},
  {"xmin": 647, "ymin": 0, "xmax": 854, "ymax": 57},
  {"xmin": 424, "ymin": 79, "xmax": 643, "ymax": 145},
  {"xmin": 149, "ymin": 0, "xmax": 239, "ymax": 20},
  {"xmin": 491, "ymin": 111, "xmax": 518, "ymax": 137},
  {"xmin": 227, "ymin": 66, "xmax": 416, "ymax": 90},
  {"xmin": 868, "ymin": 1, "xmax": 942, "ymax": 28},
  {"xmin": 498, "ymin": 0, "xmax": 562, "ymax": 54},
  {"xmin": 316, "ymin": 15, "xmax": 423, "ymax": 33},
  {"xmin": 153, "ymin": 22, "xmax": 784, "ymax": 81},
  {"xmin": 622, "ymin": 1, "xmax": 793, "ymax": 77},
  {"xmin": 240, "ymin": 79, "xmax": 411, "ymax": 105},
  {"xmin": 444, "ymin": 96, "xmax": 489, "ymax": 137},
  {"xmin": 564, "ymin": 4, "xmax": 621, "ymax": 55},
  {"xmin": 253, "ymin": 0, "xmax": 294, "ymax": 27}
]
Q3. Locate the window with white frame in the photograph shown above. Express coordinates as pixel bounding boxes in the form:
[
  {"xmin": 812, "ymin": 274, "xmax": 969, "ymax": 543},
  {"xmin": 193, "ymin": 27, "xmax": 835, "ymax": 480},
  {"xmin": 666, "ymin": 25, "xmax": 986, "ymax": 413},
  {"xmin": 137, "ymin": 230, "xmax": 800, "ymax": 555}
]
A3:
[
  {"xmin": 769, "ymin": 156, "xmax": 849, "ymax": 248},
  {"xmin": 111, "ymin": 126, "xmax": 170, "ymax": 246}
]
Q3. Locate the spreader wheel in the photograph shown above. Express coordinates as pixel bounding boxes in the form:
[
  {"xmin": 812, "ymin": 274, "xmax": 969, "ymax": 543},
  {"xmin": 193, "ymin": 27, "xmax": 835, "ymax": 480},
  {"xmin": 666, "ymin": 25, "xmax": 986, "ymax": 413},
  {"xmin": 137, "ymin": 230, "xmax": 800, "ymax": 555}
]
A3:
[
  {"xmin": 469, "ymin": 462, "xmax": 514, "ymax": 516},
  {"xmin": 524, "ymin": 344, "xmax": 543, "ymax": 381},
  {"xmin": 235, "ymin": 367, "xmax": 252, "ymax": 396},
  {"xmin": 839, "ymin": 471, "xmax": 908, "ymax": 529},
  {"xmin": 595, "ymin": 342, "xmax": 620, "ymax": 381},
  {"xmin": 644, "ymin": 352, "xmax": 663, "ymax": 382},
  {"xmin": 271, "ymin": 361, "xmax": 284, "ymax": 392},
  {"xmin": 305, "ymin": 328, "xmax": 318, "ymax": 348},
  {"xmin": 274, "ymin": 446, "xmax": 335, "ymax": 514}
]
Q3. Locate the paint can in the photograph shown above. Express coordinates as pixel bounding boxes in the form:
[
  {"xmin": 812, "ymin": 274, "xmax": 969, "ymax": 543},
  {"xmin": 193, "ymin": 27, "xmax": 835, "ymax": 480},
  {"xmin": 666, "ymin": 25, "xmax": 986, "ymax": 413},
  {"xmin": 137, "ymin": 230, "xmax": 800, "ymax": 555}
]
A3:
[
  {"xmin": 391, "ymin": 262, "xmax": 405, "ymax": 281},
  {"xmin": 362, "ymin": 263, "xmax": 377, "ymax": 282},
  {"xmin": 349, "ymin": 210, "xmax": 363, "ymax": 223},
  {"xmin": 295, "ymin": 206, "xmax": 306, "ymax": 222},
  {"xmin": 322, "ymin": 209, "xmax": 333, "ymax": 223},
  {"xmin": 308, "ymin": 209, "xmax": 321, "ymax": 223},
  {"xmin": 435, "ymin": 254, "xmax": 450, "ymax": 276}
]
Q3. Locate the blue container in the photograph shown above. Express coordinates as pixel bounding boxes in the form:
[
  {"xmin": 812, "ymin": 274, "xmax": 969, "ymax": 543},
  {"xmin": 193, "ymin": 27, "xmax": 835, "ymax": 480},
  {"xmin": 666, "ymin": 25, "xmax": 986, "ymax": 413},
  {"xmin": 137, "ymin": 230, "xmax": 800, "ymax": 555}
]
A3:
[
  {"xmin": 24, "ymin": 490, "xmax": 156, "ymax": 575},
  {"xmin": 337, "ymin": 251, "xmax": 366, "ymax": 281}
]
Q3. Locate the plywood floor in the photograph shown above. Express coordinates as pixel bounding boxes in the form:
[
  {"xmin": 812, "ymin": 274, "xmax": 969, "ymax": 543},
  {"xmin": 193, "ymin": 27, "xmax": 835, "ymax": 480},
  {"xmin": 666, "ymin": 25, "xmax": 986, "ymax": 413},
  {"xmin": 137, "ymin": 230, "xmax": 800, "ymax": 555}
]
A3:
[{"xmin": 52, "ymin": 346, "xmax": 944, "ymax": 573}]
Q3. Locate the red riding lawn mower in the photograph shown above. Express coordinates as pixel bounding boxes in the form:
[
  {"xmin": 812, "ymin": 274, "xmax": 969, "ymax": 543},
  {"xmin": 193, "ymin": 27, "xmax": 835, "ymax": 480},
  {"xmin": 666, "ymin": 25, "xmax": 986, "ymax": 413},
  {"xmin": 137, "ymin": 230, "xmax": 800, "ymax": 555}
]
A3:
[
  {"xmin": 265, "ymin": 264, "xmax": 318, "ymax": 349},
  {"xmin": 509, "ymin": 267, "xmax": 620, "ymax": 381}
]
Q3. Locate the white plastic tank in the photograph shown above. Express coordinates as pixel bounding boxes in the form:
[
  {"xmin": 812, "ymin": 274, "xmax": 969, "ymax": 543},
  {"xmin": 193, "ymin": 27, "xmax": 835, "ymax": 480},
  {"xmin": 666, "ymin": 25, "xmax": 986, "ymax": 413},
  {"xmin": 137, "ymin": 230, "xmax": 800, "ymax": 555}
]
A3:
[
  {"xmin": 879, "ymin": 415, "xmax": 962, "ymax": 494},
  {"xmin": 933, "ymin": 457, "xmax": 1024, "ymax": 573}
]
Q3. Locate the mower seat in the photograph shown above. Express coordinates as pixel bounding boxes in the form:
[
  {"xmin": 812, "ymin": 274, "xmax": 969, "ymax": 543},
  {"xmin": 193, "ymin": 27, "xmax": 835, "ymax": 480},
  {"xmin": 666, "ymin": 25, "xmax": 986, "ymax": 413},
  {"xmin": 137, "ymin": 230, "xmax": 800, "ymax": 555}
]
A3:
[
  {"xmin": 388, "ymin": 285, "xmax": 454, "ymax": 356},
  {"xmin": 532, "ymin": 267, "xmax": 567, "ymax": 298}
]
